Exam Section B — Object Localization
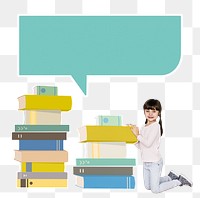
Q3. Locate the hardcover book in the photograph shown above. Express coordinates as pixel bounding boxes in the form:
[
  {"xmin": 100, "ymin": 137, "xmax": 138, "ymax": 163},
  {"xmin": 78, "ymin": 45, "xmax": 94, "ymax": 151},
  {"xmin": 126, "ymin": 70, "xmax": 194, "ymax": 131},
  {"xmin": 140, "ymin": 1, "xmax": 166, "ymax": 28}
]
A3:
[
  {"xmin": 21, "ymin": 162, "xmax": 65, "ymax": 172},
  {"xmin": 73, "ymin": 167, "xmax": 133, "ymax": 175},
  {"xmin": 17, "ymin": 179, "xmax": 67, "ymax": 187},
  {"xmin": 18, "ymin": 95, "xmax": 72, "ymax": 111},
  {"xmin": 34, "ymin": 86, "xmax": 58, "ymax": 96},
  {"xmin": 79, "ymin": 126, "xmax": 137, "ymax": 143},
  {"xmin": 12, "ymin": 132, "xmax": 67, "ymax": 140},
  {"xmin": 15, "ymin": 150, "xmax": 68, "ymax": 162},
  {"xmin": 76, "ymin": 158, "xmax": 136, "ymax": 166},
  {"xmin": 75, "ymin": 175, "xmax": 135, "ymax": 189},
  {"xmin": 19, "ymin": 140, "xmax": 63, "ymax": 150},
  {"xmin": 83, "ymin": 142, "xmax": 126, "ymax": 158},
  {"xmin": 15, "ymin": 125, "xmax": 70, "ymax": 132},
  {"xmin": 18, "ymin": 172, "xmax": 67, "ymax": 179},
  {"xmin": 97, "ymin": 115, "xmax": 122, "ymax": 126},
  {"xmin": 24, "ymin": 110, "xmax": 61, "ymax": 125}
]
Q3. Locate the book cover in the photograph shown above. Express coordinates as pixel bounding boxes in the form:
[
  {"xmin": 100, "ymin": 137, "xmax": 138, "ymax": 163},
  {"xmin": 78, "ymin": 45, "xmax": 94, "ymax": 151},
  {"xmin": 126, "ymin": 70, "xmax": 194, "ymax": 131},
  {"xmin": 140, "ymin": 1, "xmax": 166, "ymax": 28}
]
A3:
[
  {"xmin": 19, "ymin": 140, "xmax": 63, "ymax": 150},
  {"xmin": 17, "ymin": 179, "xmax": 68, "ymax": 187},
  {"xmin": 12, "ymin": 132, "xmax": 67, "ymax": 140},
  {"xmin": 34, "ymin": 86, "xmax": 58, "ymax": 96},
  {"xmin": 15, "ymin": 125, "xmax": 70, "ymax": 132},
  {"xmin": 76, "ymin": 158, "xmax": 136, "ymax": 166},
  {"xmin": 21, "ymin": 162, "xmax": 65, "ymax": 172},
  {"xmin": 24, "ymin": 110, "xmax": 61, "ymax": 125},
  {"xmin": 75, "ymin": 175, "xmax": 135, "ymax": 189},
  {"xmin": 73, "ymin": 167, "xmax": 133, "ymax": 175},
  {"xmin": 79, "ymin": 126, "xmax": 137, "ymax": 143},
  {"xmin": 83, "ymin": 142, "xmax": 126, "ymax": 158},
  {"xmin": 97, "ymin": 115, "xmax": 122, "ymax": 126},
  {"xmin": 18, "ymin": 95, "xmax": 72, "ymax": 111},
  {"xmin": 18, "ymin": 172, "xmax": 68, "ymax": 179},
  {"xmin": 14, "ymin": 150, "xmax": 68, "ymax": 162}
]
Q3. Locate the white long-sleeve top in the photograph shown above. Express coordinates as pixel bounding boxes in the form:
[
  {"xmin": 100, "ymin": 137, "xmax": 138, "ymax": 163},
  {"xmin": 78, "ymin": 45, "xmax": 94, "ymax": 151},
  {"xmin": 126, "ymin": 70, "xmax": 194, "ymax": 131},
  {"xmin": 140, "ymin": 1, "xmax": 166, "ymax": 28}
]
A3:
[{"xmin": 135, "ymin": 122, "xmax": 161, "ymax": 162}]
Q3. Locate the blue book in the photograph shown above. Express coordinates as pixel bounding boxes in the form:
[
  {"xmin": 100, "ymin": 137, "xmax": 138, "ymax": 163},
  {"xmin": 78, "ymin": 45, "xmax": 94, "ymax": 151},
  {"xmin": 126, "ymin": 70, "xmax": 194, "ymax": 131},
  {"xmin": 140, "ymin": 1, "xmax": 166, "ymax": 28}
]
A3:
[
  {"xmin": 19, "ymin": 140, "xmax": 63, "ymax": 150},
  {"xmin": 76, "ymin": 175, "xmax": 135, "ymax": 189}
]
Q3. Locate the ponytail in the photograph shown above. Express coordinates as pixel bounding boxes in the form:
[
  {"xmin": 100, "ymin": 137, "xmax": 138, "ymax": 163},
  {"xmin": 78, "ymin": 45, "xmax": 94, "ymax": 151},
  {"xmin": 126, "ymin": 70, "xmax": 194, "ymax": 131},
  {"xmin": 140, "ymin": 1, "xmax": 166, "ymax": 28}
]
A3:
[{"xmin": 159, "ymin": 115, "xmax": 163, "ymax": 136}]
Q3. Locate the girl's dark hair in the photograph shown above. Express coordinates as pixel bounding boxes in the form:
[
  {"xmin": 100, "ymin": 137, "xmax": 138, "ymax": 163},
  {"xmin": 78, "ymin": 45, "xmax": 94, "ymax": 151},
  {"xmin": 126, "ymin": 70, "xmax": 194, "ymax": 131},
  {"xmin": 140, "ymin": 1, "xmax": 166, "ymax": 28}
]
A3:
[{"xmin": 143, "ymin": 99, "xmax": 163, "ymax": 136}]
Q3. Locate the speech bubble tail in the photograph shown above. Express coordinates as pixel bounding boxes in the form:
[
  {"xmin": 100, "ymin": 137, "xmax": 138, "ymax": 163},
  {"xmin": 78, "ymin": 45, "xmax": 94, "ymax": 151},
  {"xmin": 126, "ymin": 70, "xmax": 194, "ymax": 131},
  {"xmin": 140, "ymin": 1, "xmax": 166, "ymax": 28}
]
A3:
[{"xmin": 72, "ymin": 75, "xmax": 87, "ymax": 95}]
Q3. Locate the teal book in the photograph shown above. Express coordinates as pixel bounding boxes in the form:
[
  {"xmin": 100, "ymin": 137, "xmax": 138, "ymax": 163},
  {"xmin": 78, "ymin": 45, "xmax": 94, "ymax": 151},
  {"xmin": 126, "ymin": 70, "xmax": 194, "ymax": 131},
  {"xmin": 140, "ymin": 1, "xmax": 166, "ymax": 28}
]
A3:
[
  {"xmin": 15, "ymin": 125, "xmax": 69, "ymax": 132},
  {"xmin": 76, "ymin": 158, "xmax": 136, "ymax": 166},
  {"xmin": 98, "ymin": 116, "xmax": 122, "ymax": 126},
  {"xmin": 34, "ymin": 86, "xmax": 58, "ymax": 96}
]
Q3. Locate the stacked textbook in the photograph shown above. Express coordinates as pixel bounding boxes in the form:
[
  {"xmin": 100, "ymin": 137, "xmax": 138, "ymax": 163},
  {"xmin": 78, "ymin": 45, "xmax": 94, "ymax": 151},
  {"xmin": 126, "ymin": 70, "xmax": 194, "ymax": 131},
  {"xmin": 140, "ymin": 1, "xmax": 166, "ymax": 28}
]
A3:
[
  {"xmin": 12, "ymin": 86, "xmax": 72, "ymax": 187},
  {"xmin": 73, "ymin": 115, "xmax": 137, "ymax": 189}
]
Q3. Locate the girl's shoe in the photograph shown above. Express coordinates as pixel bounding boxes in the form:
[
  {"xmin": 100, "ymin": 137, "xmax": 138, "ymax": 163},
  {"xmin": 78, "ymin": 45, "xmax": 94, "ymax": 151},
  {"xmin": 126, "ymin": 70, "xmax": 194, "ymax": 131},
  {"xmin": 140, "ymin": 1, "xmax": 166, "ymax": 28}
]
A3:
[
  {"xmin": 168, "ymin": 170, "xmax": 179, "ymax": 180},
  {"xmin": 178, "ymin": 174, "xmax": 193, "ymax": 187}
]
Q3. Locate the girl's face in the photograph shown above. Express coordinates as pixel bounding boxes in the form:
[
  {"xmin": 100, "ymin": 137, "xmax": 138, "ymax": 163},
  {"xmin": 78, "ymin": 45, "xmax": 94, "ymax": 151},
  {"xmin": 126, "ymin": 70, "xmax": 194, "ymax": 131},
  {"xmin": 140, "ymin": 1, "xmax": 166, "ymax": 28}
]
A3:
[{"xmin": 144, "ymin": 108, "xmax": 159, "ymax": 124}]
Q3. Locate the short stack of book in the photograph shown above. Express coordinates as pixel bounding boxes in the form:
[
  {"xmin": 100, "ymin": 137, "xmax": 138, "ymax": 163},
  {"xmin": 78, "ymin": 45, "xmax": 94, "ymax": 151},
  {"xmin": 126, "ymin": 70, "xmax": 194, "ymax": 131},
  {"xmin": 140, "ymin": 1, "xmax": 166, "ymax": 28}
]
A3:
[
  {"xmin": 73, "ymin": 115, "xmax": 137, "ymax": 189},
  {"xmin": 12, "ymin": 86, "xmax": 72, "ymax": 187}
]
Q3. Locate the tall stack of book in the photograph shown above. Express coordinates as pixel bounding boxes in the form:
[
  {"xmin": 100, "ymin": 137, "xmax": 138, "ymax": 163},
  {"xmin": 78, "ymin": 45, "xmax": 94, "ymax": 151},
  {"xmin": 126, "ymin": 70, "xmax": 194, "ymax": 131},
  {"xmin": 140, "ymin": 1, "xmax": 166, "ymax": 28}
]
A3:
[
  {"xmin": 12, "ymin": 86, "xmax": 72, "ymax": 187},
  {"xmin": 73, "ymin": 115, "xmax": 137, "ymax": 189}
]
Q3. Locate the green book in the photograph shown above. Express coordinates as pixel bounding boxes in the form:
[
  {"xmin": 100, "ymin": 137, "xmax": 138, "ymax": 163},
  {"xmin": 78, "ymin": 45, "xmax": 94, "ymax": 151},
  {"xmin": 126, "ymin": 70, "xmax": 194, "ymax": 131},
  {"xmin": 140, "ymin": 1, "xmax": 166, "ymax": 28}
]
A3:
[
  {"xmin": 98, "ymin": 116, "xmax": 122, "ymax": 126},
  {"xmin": 15, "ymin": 125, "xmax": 69, "ymax": 132},
  {"xmin": 34, "ymin": 86, "xmax": 58, "ymax": 96},
  {"xmin": 76, "ymin": 158, "xmax": 136, "ymax": 166}
]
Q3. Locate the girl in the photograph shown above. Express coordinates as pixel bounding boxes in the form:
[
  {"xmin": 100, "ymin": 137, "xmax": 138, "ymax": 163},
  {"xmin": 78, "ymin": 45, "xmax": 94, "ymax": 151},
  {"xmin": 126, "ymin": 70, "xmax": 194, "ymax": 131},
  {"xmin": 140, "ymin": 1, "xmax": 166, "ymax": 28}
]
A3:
[{"xmin": 129, "ymin": 99, "xmax": 192, "ymax": 193}]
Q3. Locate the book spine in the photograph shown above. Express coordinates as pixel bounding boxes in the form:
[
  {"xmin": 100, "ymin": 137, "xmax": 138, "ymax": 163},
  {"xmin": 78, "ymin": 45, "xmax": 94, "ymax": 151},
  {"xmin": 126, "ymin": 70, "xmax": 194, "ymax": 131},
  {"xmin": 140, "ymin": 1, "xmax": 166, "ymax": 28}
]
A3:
[
  {"xmin": 76, "ymin": 158, "xmax": 136, "ymax": 166},
  {"xmin": 19, "ymin": 140, "xmax": 63, "ymax": 150},
  {"xmin": 15, "ymin": 150, "xmax": 68, "ymax": 162},
  {"xmin": 35, "ymin": 86, "xmax": 58, "ymax": 96},
  {"xmin": 98, "ymin": 116, "xmax": 122, "ymax": 126},
  {"xmin": 24, "ymin": 110, "xmax": 61, "ymax": 125},
  {"xmin": 17, "ymin": 179, "xmax": 67, "ymax": 187},
  {"xmin": 80, "ymin": 126, "xmax": 137, "ymax": 143},
  {"xmin": 73, "ymin": 167, "xmax": 133, "ymax": 175},
  {"xmin": 18, "ymin": 95, "xmax": 72, "ymax": 111},
  {"xmin": 77, "ymin": 175, "xmax": 135, "ymax": 189},
  {"xmin": 22, "ymin": 162, "xmax": 65, "ymax": 172},
  {"xmin": 12, "ymin": 132, "xmax": 67, "ymax": 140},
  {"xmin": 15, "ymin": 125, "xmax": 69, "ymax": 131},
  {"xmin": 84, "ymin": 142, "xmax": 126, "ymax": 158},
  {"xmin": 18, "ymin": 172, "xmax": 67, "ymax": 179}
]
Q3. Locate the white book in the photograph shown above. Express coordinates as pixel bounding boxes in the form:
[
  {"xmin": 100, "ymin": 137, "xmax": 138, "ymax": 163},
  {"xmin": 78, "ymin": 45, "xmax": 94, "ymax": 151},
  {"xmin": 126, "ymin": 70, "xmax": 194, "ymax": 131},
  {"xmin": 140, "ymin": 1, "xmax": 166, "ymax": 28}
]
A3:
[
  {"xmin": 83, "ymin": 142, "xmax": 127, "ymax": 158},
  {"xmin": 24, "ymin": 110, "xmax": 61, "ymax": 125}
]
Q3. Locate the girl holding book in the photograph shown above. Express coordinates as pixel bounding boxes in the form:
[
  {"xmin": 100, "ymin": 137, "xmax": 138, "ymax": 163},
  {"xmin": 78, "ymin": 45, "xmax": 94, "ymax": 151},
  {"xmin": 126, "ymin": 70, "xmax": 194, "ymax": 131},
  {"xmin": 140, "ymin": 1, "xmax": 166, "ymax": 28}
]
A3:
[{"xmin": 129, "ymin": 99, "xmax": 192, "ymax": 193}]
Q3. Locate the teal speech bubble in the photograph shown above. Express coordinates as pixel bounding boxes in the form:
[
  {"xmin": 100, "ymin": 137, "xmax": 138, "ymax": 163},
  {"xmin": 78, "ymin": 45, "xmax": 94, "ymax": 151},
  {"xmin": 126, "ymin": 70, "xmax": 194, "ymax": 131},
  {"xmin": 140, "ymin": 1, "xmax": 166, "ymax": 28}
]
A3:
[{"xmin": 19, "ymin": 16, "xmax": 181, "ymax": 94}]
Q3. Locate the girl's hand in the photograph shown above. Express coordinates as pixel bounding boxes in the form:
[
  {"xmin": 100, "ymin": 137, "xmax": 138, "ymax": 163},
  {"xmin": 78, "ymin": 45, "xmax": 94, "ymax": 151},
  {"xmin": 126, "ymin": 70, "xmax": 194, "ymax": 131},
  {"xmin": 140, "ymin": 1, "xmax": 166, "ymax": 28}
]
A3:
[{"xmin": 127, "ymin": 124, "xmax": 139, "ymax": 136}]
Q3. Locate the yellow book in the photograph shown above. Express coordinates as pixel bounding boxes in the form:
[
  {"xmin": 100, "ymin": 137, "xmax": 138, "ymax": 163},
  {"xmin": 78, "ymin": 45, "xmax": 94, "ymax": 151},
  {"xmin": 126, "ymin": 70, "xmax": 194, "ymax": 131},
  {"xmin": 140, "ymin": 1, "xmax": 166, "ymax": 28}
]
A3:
[
  {"xmin": 18, "ymin": 95, "xmax": 72, "ymax": 111},
  {"xmin": 17, "ymin": 179, "xmax": 67, "ymax": 187},
  {"xmin": 22, "ymin": 162, "xmax": 65, "ymax": 172},
  {"xmin": 79, "ymin": 126, "xmax": 137, "ymax": 143}
]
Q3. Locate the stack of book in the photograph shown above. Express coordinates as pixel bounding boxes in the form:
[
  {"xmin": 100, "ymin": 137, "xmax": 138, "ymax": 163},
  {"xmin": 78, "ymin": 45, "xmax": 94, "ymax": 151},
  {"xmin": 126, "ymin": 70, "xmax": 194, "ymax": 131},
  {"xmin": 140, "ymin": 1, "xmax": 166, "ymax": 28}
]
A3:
[
  {"xmin": 74, "ymin": 115, "xmax": 137, "ymax": 189},
  {"xmin": 12, "ymin": 86, "xmax": 72, "ymax": 187}
]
